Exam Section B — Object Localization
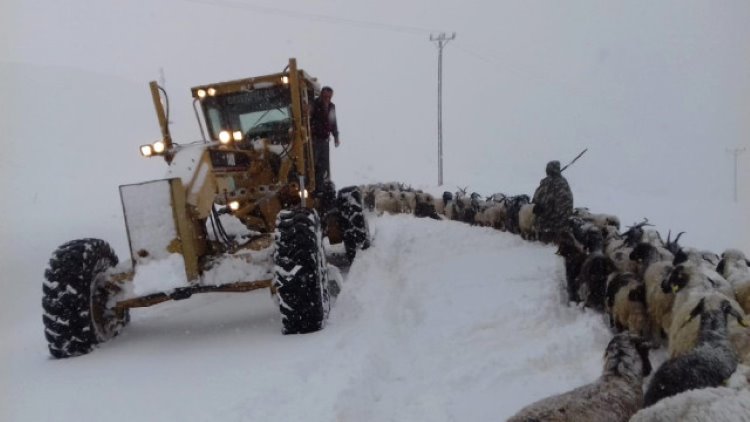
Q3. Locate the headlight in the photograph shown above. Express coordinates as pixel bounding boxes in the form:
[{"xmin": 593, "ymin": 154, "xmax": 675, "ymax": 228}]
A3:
[
  {"xmin": 197, "ymin": 89, "xmax": 207, "ymax": 99},
  {"xmin": 207, "ymin": 87, "xmax": 217, "ymax": 96},
  {"xmin": 232, "ymin": 131, "xmax": 243, "ymax": 141},
  {"xmin": 281, "ymin": 76, "xmax": 289, "ymax": 84},
  {"xmin": 153, "ymin": 140, "xmax": 166, "ymax": 153},
  {"xmin": 299, "ymin": 189, "xmax": 309, "ymax": 199},
  {"xmin": 140, "ymin": 145, "xmax": 153, "ymax": 157},
  {"xmin": 228, "ymin": 201, "xmax": 240, "ymax": 211},
  {"xmin": 219, "ymin": 130, "xmax": 231, "ymax": 144}
]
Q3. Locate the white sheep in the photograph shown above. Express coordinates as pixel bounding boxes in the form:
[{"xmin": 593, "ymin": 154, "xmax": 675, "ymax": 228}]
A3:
[
  {"xmin": 481, "ymin": 202, "xmax": 507, "ymax": 230},
  {"xmin": 627, "ymin": 242, "xmax": 676, "ymax": 343},
  {"xmin": 398, "ymin": 190, "xmax": 416, "ymax": 214},
  {"xmin": 643, "ymin": 261, "xmax": 675, "ymax": 345},
  {"xmin": 507, "ymin": 333, "xmax": 651, "ymax": 422},
  {"xmin": 631, "ymin": 385, "xmax": 750, "ymax": 422},
  {"xmin": 663, "ymin": 263, "xmax": 746, "ymax": 359},
  {"xmin": 668, "ymin": 290, "xmax": 746, "ymax": 359},
  {"xmin": 717, "ymin": 248, "xmax": 750, "ymax": 314},
  {"xmin": 605, "ymin": 272, "xmax": 648, "ymax": 338},
  {"xmin": 373, "ymin": 190, "xmax": 400, "ymax": 216},
  {"xmin": 517, "ymin": 203, "xmax": 537, "ymax": 240}
]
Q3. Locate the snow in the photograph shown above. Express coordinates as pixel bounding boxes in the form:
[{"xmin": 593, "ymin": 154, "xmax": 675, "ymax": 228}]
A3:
[
  {"xmin": 3, "ymin": 1, "xmax": 750, "ymax": 420},
  {"xmin": 166, "ymin": 142, "xmax": 213, "ymax": 186},
  {"xmin": 120, "ymin": 179, "xmax": 178, "ymax": 262},
  {"xmin": 130, "ymin": 253, "xmax": 189, "ymax": 296}
]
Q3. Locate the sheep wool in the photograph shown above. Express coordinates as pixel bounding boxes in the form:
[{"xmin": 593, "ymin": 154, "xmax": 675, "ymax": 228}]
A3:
[
  {"xmin": 506, "ymin": 333, "xmax": 650, "ymax": 422},
  {"xmin": 644, "ymin": 299, "xmax": 741, "ymax": 407},
  {"xmin": 630, "ymin": 386, "xmax": 750, "ymax": 422}
]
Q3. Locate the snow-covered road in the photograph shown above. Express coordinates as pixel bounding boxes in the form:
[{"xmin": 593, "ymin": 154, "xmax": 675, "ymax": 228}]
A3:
[{"xmin": 3, "ymin": 214, "xmax": 613, "ymax": 421}]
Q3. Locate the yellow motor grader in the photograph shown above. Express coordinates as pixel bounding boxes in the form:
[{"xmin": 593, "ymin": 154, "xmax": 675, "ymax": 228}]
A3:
[{"xmin": 43, "ymin": 59, "xmax": 370, "ymax": 358}]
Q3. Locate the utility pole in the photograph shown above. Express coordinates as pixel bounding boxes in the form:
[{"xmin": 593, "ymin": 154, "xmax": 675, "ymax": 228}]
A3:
[
  {"xmin": 430, "ymin": 32, "xmax": 456, "ymax": 186},
  {"xmin": 727, "ymin": 147, "xmax": 746, "ymax": 202}
]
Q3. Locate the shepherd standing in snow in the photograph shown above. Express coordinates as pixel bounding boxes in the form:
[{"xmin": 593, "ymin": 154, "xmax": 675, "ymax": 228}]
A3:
[
  {"xmin": 310, "ymin": 86, "xmax": 340, "ymax": 193},
  {"xmin": 532, "ymin": 160, "xmax": 574, "ymax": 244}
]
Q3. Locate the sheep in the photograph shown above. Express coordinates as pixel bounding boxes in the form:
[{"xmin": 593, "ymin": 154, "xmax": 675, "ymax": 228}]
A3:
[
  {"xmin": 413, "ymin": 192, "xmax": 441, "ymax": 220},
  {"xmin": 629, "ymin": 242, "xmax": 675, "ymax": 343},
  {"xmin": 662, "ymin": 262, "xmax": 745, "ymax": 358},
  {"xmin": 504, "ymin": 194, "xmax": 530, "ymax": 235},
  {"xmin": 556, "ymin": 230, "xmax": 587, "ymax": 302},
  {"xmin": 576, "ymin": 228, "xmax": 617, "ymax": 310},
  {"xmin": 674, "ymin": 246, "xmax": 721, "ymax": 269},
  {"xmin": 630, "ymin": 385, "xmax": 750, "ymax": 422},
  {"xmin": 605, "ymin": 272, "xmax": 648, "ymax": 338},
  {"xmin": 629, "ymin": 242, "xmax": 674, "ymax": 279},
  {"xmin": 432, "ymin": 195, "xmax": 445, "ymax": 216},
  {"xmin": 443, "ymin": 191, "xmax": 462, "ymax": 221},
  {"xmin": 571, "ymin": 207, "xmax": 620, "ymax": 232},
  {"xmin": 603, "ymin": 220, "xmax": 653, "ymax": 275},
  {"xmin": 643, "ymin": 298, "xmax": 746, "ymax": 407},
  {"xmin": 461, "ymin": 192, "xmax": 483, "ymax": 224},
  {"xmin": 641, "ymin": 261, "xmax": 675, "ymax": 345},
  {"xmin": 395, "ymin": 190, "xmax": 414, "ymax": 214},
  {"xmin": 662, "ymin": 230, "xmax": 686, "ymax": 255},
  {"xmin": 441, "ymin": 191, "xmax": 454, "ymax": 218},
  {"xmin": 668, "ymin": 290, "xmax": 746, "ymax": 359},
  {"xmin": 663, "ymin": 261, "xmax": 735, "ymax": 309},
  {"xmin": 360, "ymin": 185, "xmax": 376, "ymax": 211},
  {"xmin": 373, "ymin": 190, "xmax": 401, "ymax": 215},
  {"xmin": 474, "ymin": 201, "xmax": 507, "ymax": 229},
  {"xmin": 717, "ymin": 248, "xmax": 750, "ymax": 314},
  {"xmin": 506, "ymin": 333, "xmax": 651, "ymax": 422},
  {"xmin": 517, "ymin": 203, "xmax": 537, "ymax": 240}
]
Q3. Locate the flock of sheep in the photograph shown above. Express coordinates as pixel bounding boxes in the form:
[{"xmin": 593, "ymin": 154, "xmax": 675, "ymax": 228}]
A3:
[{"xmin": 359, "ymin": 181, "xmax": 750, "ymax": 422}]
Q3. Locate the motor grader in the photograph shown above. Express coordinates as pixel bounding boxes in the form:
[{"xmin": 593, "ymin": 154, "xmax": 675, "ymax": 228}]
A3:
[{"xmin": 42, "ymin": 58, "xmax": 370, "ymax": 359}]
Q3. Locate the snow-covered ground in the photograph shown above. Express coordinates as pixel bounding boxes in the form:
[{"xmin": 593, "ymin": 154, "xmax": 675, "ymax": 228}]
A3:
[{"xmin": 4, "ymin": 213, "xmax": 620, "ymax": 421}]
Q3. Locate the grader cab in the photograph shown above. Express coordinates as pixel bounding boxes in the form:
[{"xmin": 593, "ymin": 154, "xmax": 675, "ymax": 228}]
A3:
[{"xmin": 42, "ymin": 59, "xmax": 370, "ymax": 359}]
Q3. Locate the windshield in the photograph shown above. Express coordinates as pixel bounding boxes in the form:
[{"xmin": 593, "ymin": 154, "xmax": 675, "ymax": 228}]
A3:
[{"xmin": 203, "ymin": 86, "xmax": 292, "ymax": 143}]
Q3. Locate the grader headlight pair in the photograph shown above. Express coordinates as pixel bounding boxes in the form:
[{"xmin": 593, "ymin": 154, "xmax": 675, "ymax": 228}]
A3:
[
  {"xmin": 196, "ymin": 87, "xmax": 217, "ymax": 99},
  {"xmin": 140, "ymin": 140, "xmax": 167, "ymax": 157},
  {"xmin": 218, "ymin": 130, "xmax": 244, "ymax": 144}
]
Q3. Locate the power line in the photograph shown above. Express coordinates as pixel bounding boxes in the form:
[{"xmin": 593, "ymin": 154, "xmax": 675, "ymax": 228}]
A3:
[{"xmin": 183, "ymin": 0, "xmax": 448, "ymax": 35}]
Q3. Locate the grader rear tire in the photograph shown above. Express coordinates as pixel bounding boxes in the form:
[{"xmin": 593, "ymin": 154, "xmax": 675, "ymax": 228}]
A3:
[
  {"xmin": 338, "ymin": 186, "xmax": 370, "ymax": 263},
  {"xmin": 273, "ymin": 208, "xmax": 331, "ymax": 334},
  {"xmin": 42, "ymin": 238, "xmax": 129, "ymax": 358}
]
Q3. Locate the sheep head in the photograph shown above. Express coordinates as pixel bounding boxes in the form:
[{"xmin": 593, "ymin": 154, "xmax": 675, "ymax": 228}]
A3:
[
  {"xmin": 662, "ymin": 263, "xmax": 692, "ymax": 294},
  {"xmin": 603, "ymin": 333, "xmax": 652, "ymax": 379},
  {"xmin": 622, "ymin": 218, "xmax": 653, "ymax": 247},
  {"xmin": 629, "ymin": 242, "xmax": 653, "ymax": 263},
  {"xmin": 683, "ymin": 298, "xmax": 749, "ymax": 331},
  {"xmin": 556, "ymin": 230, "xmax": 583, "ymax": 257},
  {"xmin": 716, "ymin": 248, "xmax": 750, "ymax": 276},
  {"xmin": 664, "ymin": 230, "xmax": 685, "ymax": 255}
]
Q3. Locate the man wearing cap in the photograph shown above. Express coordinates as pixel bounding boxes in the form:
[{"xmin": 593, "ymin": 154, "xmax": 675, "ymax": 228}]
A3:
[{"xmin": 310, "ymin": 86, "xmax": 339, "ymax": 192}]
